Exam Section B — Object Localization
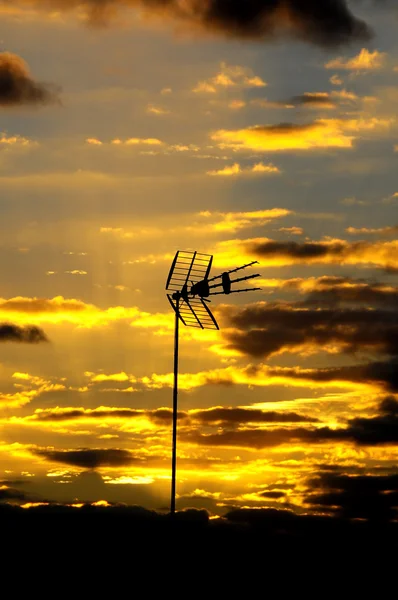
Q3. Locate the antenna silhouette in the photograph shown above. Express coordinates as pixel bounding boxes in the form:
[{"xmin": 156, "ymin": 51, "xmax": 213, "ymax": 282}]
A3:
[{"xmin": 166, "ymin": 250, "xmax": 261, "ymax": 515}]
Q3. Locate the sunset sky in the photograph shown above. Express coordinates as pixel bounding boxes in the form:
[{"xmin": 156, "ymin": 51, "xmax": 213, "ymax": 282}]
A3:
[{"xmin": 1, "ymin": 1, "xmax": 398, "ymax": 520}]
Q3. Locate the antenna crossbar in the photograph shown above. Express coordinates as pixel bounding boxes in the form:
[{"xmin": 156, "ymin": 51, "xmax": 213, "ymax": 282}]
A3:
[
  {"xmin": 209, "ymin": 273, "xmax": 260, "ymax": 290},
  {"xmin": 206, "ymin": 260, "xmax": 259, "ymax": 283},
  {"xmin": 209, "ymin": 287, "xmax": 262, "ymax": 296}
]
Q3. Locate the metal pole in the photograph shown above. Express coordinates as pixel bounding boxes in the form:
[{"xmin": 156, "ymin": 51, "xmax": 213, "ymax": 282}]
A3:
[{"xmin": 170, "ymin": 308, "xmax": 179, "ymax": 515}]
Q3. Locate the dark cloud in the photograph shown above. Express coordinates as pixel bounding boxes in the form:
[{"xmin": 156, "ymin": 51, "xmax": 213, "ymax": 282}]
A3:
[
  {"xmin": 35, "ymin": 408, "xmax": 143, "ymax": 422},
  {"xmin": 203, "ymin": 359, "xmax": 398, "ymax": 393},
  {"xmin": 301, "ymin": 280, "xmax": 398, "ymax": 308},
  {"xmin": 182, "ymin": 426, "xmax": 337, "ymax": 449},
  {"xmin": 0, "ymin": 52, "xmax": 59, "ymax": 107},
  {"xmin": 244, "ymin": 238, "xmax": 398, "ymax": 272},
  {"xmin": 192, "ymin": 407, "xmax": 318, "ymax": 425},
  {"xmin": 341, "ymin": 395, "xmax": 398, "ymax": 445},
  {"xmin": 182, "ymin": 398, "xmax": 398, "ymax": 449},
  {"xmin": 259, "ymin": 491, "xmax": 286, "ymax": 499},
  {"xmin": 0, "ymin": 298, "xmax": 88, "ymax": 313},
  {"xmin": 0, "ymin": 479, "xmax": 31, "ymax": 486},
  {"xmin": 149, "ymin": 408, "xmax": 186, "ymax": 424},
  {"xmin": 35, "ymin": 448, "xmax": 142, "ymax": 468},
  {"xmin": 11, "ymin": 1, "xmax": 372, "ymax": 47},
  {"xmin": 0, "ymin": 487, "xmax": 31, "ymax": 502},
  {"xmin": 221, "ymin": 303, "xmax": 398, "ymax": 359},
  {"xmin": 0, "ymin": 323, "xmax": 48, "ymax": 343},
  {"xmin": 290, "ymin": 93, "xmax": 335, "ymax": 107},
  {"xmin": 273, "ymin": 276, "xmax": 398, "ymax": 308},
  {"xmin": 251, "ymin": 122, "xmax": 316, "ymax": 135},
  {"xmin": 31, "ymin": 406, "xmax": 316, "ymax": 426},
  {"xmin": 248, "ymin": 239, "xmax": 352, "ymax": 259},
  {"xmin": 279, "ymin": 359, "xmax": 398, "ymax": 393},
  {"xmin": 33, "ymin": 407, "xmax": 186, "ymax": 424},
  {"xmin": 306, "ymin": 471, "xmax": 398, "ymax": 521}
]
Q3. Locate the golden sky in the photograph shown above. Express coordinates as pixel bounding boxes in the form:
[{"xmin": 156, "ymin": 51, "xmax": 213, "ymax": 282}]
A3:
[{"xmin": 0, "ymin": 0, "xmax": 398, "ymax": 520}]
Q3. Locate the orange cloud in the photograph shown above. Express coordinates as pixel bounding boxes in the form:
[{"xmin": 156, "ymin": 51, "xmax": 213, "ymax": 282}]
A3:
[
  {"xmin": 146, "ymin": 104, "xmax": 170, "ymax": 115},
  {"xmin": 330, "ymin": 74, "xmax": 343, "ymax": 85},
  {"xmin": 193, "ymin": 62, "xmax": 266, "ymax": 93},
  {"xmin": 325, "ymin": 48, "xmax": 386, "ymax": 71},
  {"xmin": 228, "ymin": 100, "xmax": 246, "ymax": 110},
  {"xmin": 0, "ymin": 133, "xmax": 34, "ymax": 146},
  {"xmin": 278, "ymin": 227, "xmax": 304, "ymax": 235}
]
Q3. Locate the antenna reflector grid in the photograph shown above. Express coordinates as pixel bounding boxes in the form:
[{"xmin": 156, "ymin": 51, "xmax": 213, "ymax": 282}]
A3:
[{"xmin": 166, "ymin": 250, "xmax": 213, "ymax": 292}]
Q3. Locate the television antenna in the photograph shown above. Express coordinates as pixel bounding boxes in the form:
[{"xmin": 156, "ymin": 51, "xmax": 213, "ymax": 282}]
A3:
[{"xmin": 166, "ymin": 250, "xmax": 261, "ymax": 515}]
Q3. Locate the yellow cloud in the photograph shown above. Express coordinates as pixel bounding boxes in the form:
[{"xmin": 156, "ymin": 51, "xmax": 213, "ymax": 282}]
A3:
[
  {"xmin": 99, "ymin": 208, "xmax": 291, "ymax": 239},
  {"xmin": 208, "ymin": 163, "xmax": 241, "ymax": 176},
  {"xmin": 0, "ymin": 296, "xmax": 175, "ymax": 330},
  {"xmin": 139, "ymin": 364, "xmax": 377, "ymax": 393},
  {"xmin": 111, "ymin": 137, "xmax": 164, "ymax": 145},
  {"xmin": 211, "ymin": 117, "xmax": 392, "ymax": 152},
  {"xmin": 207, "ymin": 162, "xmax": 280, "ymax": 176},
  {"xmin": 251, "ymin": 162, "xmax": 280, "ymax": 174},
  {"xmin": 0, "ymin": 372, "xmax": 67, "ymax": 409},
  {"xmin": 84, "ymin": 372, "xmax": 136, "ymax": 383},
  {"xmin": 325, "ymin": 48, "xmax": 386, "ymax": 71},
  {"xmin": 85, "ymin": 138, "xmax": 102, "ymax": 145},
  {"xmin": 65, "ymin": 270, "xmax": 87, "ymax": 275},
  {"xmin": 198, "ymin": 208, "xmax": 291, "ymax": 233}
]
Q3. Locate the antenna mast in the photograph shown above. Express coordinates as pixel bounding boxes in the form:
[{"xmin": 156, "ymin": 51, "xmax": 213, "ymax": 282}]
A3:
[{"xmin": 165, "ymin": 251, "xmax": 261, "ymax": 515}]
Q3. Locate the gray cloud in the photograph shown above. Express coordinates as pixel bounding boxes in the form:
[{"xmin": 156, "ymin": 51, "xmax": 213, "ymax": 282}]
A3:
[{"xmin": 0, "ymin": 52, "xmax": 60, "ymax": 107}]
